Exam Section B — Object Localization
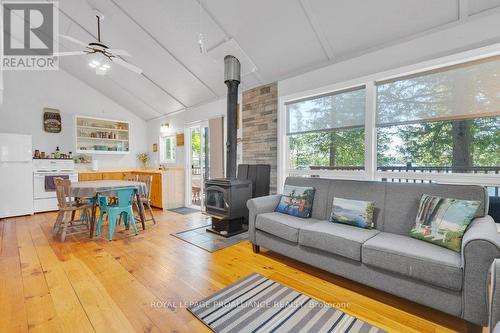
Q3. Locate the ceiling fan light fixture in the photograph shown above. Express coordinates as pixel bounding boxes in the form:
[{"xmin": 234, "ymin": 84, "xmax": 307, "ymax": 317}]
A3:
[
  {"xmin": 95, "ymin": 67, "xmax": 107, "ymax": 75},
  {"xmin": 89, "ymin": 59, "xmax": 100, "ymax": 68},
  {"xmin": 96, "ymin": 63, "xmax": 110, "ymax": 74},
  {"xmin": 60, "ymin": 13, "xmax": 142, "ymax": 75}
]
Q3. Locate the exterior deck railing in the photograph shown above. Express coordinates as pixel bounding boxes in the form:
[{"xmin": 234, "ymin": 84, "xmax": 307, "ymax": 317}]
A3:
[
  {"xmin": 192, "ymin": 166, "xmax": 201, "ymax": 175},
  {"xmin": 307, "ymin": 165, "xmax": 500, "ymax": 197}
]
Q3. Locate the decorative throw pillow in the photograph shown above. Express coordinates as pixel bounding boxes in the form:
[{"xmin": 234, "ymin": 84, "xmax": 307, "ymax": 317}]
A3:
[
  {"xmin": 329, "ymin": 197, "xmax": 375, "ymax": 229},
  {"xmin": 275, "ymin": 185, "xmax": 315, "ymax": 218},
  {"xmin": 409, "ymin": 194, "xmax": 481, "ymax": 252}
]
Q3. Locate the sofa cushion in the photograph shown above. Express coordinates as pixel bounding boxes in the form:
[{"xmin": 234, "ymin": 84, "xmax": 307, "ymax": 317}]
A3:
[
  {"xmin": 362, "ymin": 232, "xmax": 463, "ymax": 291},
  {"xmin": 383, "ymin": 182, "xmax": 488, "ymax": 236},
  {"xmin": 330, "ymin": 197, "xmax": 375, "ymax": 229},
  {"xmin": 299, "ymin": 221, "xmax": 380, "ymax": 261},
  {"xmin": 325, "ymin": 180, "xmax": 387, "ymax": 230},
  {"xmin": 275, "ymin": 185, "xmax": 315, "ymax": 218},
  {"xmin": 410, "ymin": 194, "xmax": 481, "ymax": 252},
  {"xmin": 285, "ymin": 177, "xmax": 332, "ymax": 220},
  {"xmin": 255, "ymin": 212, "xmax": 320, "ymax": 243}
]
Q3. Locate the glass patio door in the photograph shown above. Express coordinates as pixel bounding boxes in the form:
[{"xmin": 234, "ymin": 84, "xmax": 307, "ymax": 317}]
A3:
[{"xmin": 187, "ymin": 124, "xmax": 209, "ymax": 208}]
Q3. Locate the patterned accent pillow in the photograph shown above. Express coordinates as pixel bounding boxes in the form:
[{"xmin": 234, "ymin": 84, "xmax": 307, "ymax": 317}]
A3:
[
  {"xmin": 409, "ymin": 194, "xmax": 481, "ymax": 252},
  {"xmin": 275, "ymin": 185, "xmax": 315, "ymax": 218},
  {"xmin": 329, "ymin": 197, "xmax": 375, "ymax": 229}
]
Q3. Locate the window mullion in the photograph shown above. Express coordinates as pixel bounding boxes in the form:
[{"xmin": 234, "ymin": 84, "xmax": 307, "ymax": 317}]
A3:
[{"xmin": 365, "ymin": 81, "xmax": 377, "ymax": 181}]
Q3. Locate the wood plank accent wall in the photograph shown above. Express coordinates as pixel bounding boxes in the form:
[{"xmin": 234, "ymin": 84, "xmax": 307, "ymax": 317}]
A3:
[{"xmin": 242, "ymin": 82, "xmax": 278, "ymax": 193}]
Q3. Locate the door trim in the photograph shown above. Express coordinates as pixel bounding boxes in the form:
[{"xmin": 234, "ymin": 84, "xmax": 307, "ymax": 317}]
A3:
[{"xmin": 184, "ymin": 121, "xmax": 209, "ymax": 208}]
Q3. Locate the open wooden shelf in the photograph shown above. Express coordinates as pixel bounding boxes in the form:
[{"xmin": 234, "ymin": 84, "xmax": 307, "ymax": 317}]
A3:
[{"xmin": 75, "ymin": 116, "xmax": 130, "ymax": 155}]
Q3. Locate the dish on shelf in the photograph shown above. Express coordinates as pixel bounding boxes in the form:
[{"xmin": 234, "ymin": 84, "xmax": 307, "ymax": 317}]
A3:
[{"xmin": 94, "ymin": 145, "xmax": 108, "ymax": 151}]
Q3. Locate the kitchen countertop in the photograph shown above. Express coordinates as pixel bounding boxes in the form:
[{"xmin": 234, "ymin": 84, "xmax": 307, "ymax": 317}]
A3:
[{"xmin": 76, "ymin": 168, "xmax": 184, "ymax": 174}]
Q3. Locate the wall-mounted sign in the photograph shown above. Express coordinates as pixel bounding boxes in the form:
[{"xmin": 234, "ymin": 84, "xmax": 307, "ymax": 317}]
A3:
[
  {"xmin": 176, "ymin": 133, "xmax": 184, "ymax": 146},
  {"xmin": 43, "ymin": 108, "xmax": 61, "ymax": 133}
]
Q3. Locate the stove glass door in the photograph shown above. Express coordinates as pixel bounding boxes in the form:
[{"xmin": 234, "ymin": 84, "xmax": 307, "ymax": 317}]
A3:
[{"xmin": 205, "ymin": 185, "xmax": 227, "ymax": 213}]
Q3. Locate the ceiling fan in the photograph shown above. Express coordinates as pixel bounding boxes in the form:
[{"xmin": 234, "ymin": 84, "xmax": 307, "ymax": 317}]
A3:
[{"xmin": 55, "ymin": 14, "xmax": 143, "ymax": 75}]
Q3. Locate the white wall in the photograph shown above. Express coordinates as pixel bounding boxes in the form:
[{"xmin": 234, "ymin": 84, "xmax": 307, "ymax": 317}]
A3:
[
  {"xmin": 279, "ymin": 10, "xmax": 500, "ymax": 97},
  {"xmin": 146, "ymin": 97, "xmax": 228, "ymax": 168},
  {"xmin": 276, "ymin": 10, "xmax": 500, "ymax": 191},
  {"xmin": 146, "ymin": 10, "xmax": 500, "ymax": 165},
  {"xmin": 0, "ymin": 69, "xmax": 147, "ymax": 169}
]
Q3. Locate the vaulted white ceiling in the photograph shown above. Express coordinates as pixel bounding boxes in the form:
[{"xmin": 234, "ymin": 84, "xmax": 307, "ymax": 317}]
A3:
[{"xmin": 54, "ymin": 0, "xmax": 500, "ymax": 120}]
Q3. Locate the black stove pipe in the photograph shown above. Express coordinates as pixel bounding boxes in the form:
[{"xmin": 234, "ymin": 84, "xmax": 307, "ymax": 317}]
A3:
[{"xmin": 224, "ymin": 55, "xmax": 241, "ymax": 179}]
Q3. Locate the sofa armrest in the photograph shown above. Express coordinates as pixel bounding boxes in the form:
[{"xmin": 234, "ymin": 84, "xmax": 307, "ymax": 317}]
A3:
[
  {"xmin": 247, "ymin": 194, "xmax": 281, "ymax": 243},
  {"xmin": 461, "ymin": 215, "xmax": 500, "ymax": 325},
  {"xmin": 490, "ymin": 259, "xmax": 500, "ymax": 330}
]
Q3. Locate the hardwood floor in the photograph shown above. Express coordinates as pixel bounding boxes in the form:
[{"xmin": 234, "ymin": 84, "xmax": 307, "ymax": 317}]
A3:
[{"xmin": 0, "ymin": 209, "xmax": 473, "ymax": 332}]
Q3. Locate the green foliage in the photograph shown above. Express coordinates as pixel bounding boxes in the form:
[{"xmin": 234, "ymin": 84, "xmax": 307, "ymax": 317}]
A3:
[
  {"xmin": 471, "ymin": 116, "xmax": 500, "ymax": 166},
  {"xmin": 289, "ymin": 128, "xmax": 365, "ymax": 169},
  {"xmin": 191, "ymin": 129, "xmax": 201, "ymax": 166},
  {"xmin": 287, "ymin": 65, "xmax": 500, "ymax": 169},
  {"xmin": 375, "ymin": 63, "xmax": 500, "ymax": 168},
  {"xmin": 377, "ymin": 116, "xmax": 500, "ymax": 167}
]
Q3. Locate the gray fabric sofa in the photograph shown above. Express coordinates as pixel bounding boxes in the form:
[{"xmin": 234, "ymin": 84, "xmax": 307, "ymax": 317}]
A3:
[
  {"xmin": 247, "ymin": 177, "xmax": 500, "ymax": 327},
  {"xmin": 490, "ymin": 259, "xmax": 500, "ymax": 332}
]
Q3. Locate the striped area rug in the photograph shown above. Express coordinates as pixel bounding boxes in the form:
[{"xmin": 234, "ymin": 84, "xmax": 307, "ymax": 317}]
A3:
[{"xmin": 188, "ymin": 273, "xmax": 386, "ymax": 333}]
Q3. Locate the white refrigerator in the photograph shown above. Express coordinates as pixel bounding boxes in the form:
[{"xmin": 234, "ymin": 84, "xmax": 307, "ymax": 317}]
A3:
[{"xmin": 0, "ymin": 133, "xmax": 34, "ymax": 218}]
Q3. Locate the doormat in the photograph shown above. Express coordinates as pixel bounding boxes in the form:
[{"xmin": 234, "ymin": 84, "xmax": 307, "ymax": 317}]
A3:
[
  {"xmin": 168, "ymin": 207, "xmax": 200, "ymax": 215},
  {"xmin": 172, "ymin": 224, "xmax": 248, "ymax": 252},
  {"xmin": 188, "ymin": 273, "xmax": 387, "ymax": 333}
]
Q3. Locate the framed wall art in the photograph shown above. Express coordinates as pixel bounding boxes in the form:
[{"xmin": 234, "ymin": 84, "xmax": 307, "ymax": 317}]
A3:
[{"xmin": 43, "ymin": 108, "xmax": 62, "ymax": 133}]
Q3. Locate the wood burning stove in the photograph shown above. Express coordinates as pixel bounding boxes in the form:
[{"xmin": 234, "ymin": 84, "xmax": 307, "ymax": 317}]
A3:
[
  {"xmin": 205, "ymin": 178, "xmax": 252, "ymax": 236},
  {"xmin": 203, "ymin": 55, "xmax": 253, "ymax": 237}
]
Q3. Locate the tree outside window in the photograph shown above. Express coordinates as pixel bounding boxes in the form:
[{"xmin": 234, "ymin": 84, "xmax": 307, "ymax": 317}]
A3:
[
  {"xmin": 287, "ymin": 87, "xmax": 366, "ymax": 170},
  {"xmin": 376, "ymin": 57, "xmax": 500, "ymax": 170}
]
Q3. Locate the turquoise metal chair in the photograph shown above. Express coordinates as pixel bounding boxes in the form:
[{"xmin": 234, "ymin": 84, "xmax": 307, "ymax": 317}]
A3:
[
  {"xmin": 82, "ymin": 195, "xmax": 108, "ymax": 223},
  {"xmin": 96, "ymin": 188, "xmax": 138, "ymax": 240}
]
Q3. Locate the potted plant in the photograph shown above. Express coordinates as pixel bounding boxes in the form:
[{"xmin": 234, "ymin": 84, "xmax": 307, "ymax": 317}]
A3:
[{"xmin": 137, "ymin": 152, "xmax": 150, "ymax": 169}]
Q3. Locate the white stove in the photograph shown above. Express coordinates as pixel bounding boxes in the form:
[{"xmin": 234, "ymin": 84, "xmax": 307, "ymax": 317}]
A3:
[{"xmin": 33, "ymin": 159, "xmax": 78, "ymax": 212}]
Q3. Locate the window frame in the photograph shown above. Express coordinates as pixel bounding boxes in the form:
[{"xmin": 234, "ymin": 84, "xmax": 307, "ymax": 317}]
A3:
[
  {"xmin": 159, "ymin": 134, "xmax": 176, "ymax": 164},
  {"xmin": 285, "ymin": 85, "xmax": 367, "ymax": 170},
  {"xmin": 278, "ymin": 44, "xmax": 500, "ymax": 193}
]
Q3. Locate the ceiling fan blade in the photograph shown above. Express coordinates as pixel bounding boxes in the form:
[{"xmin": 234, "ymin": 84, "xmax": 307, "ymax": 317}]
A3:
[
  {"xmin": 60, "ymin": 35, "xmax": 88, "ymax": 47},
  {"xmin": 112, "ymin": 58, "xmax": 143, "ymax": 74},
  {"xmin": 107, "ymin": 49, "xmax": 131, "ymax": 57},
  {"xmin": 53, "ymin": 51, "xmax": 87, "ymax": 57}
]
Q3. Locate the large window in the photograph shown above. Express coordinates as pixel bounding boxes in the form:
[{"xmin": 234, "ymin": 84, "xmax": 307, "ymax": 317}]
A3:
[
  {"xmin": 376, "ymin": 56, "xmax": 500, "ymax": 172},
  {"xmin": 282, "ymin": 52, "xmax": 500, "ymax": 196},
  {"xmin": 286, "ymin": 87, "xmax": 366, "ymax": 170}
]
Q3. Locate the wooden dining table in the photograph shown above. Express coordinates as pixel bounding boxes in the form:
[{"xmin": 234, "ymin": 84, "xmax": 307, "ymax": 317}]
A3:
[{"xmin": 70, "ymin": 180, "xmax": 148, "ymax": 238}]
